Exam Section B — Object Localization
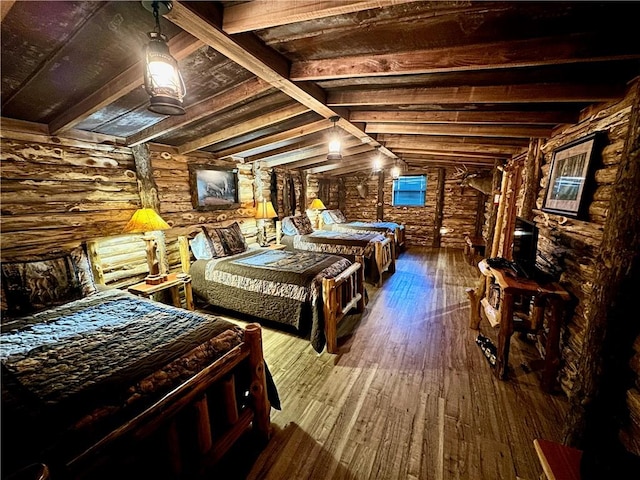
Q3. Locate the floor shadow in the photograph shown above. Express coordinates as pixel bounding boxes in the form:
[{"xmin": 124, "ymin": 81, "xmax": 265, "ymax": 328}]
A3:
[{"xmin": 210, "ymin": 422, "xmax": 357, "ymax": 480}]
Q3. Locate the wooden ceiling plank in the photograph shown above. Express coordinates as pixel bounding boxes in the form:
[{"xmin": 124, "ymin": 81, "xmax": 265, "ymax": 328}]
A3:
[
  {"xmin": 367, "ymin": 122, "xmax": 553, "ymax": 138},
  {"xmin": 328, "ymin": 84, "xmax": 626, "ymax": 106},
  {"xmin": 126, "ymin": 77, "xmax": 272, "ymax": 146},
  {"xmin": 391, "ymin": 148, "xmax": 507, "ymax": 160},
  {"xmin": 215, "ymin": 119, "xmax": 329, "ymax": 158},
  {"xmin": 166, "ymin": 2, "xmax": 394, "ymax": 157},
  {"xmin": 349, "ymin": 110, "xmax": 578, "ymax": 125},
  {"xmin": 376, "ymin": 133, "xmax": 530, "ymax": 148},
  {"xmin": 178, "ymin": 103, "xmax": 310, "ymax": 154},
  {"xmin": 222, "ymin": 0, "xmax": 421, "ymax": 34},
  {"xmin": 291, "ymin": 34, "xmax": 640, "ymax": 80},
  {"xmin": 263, "ymin": 137, "xmax": 361, "ymax": 167},
  {"xmin": 49, "ymin": 31, "xmax": 203, "ymax": 134},
  {"xmin": 282, "ymin": 141, "xmax": 371, "ymax": 169},
  {"xmin": 244, "ymin": 134, "xmax": 326, "ymax": 163},
  {"xmin": 306, "ymin": 150, "xmax": 378, "ymax": 174}
]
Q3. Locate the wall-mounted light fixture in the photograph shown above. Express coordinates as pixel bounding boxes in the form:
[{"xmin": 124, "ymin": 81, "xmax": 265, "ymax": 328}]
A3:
[
  {"xmin": 391, "ymin": 160, "xmax": 402, "ymax": 179},
  {"xmin": 142, "ymin": 1, "xmax": 186, "ymax": 115},
  {"xmin": 326, "ymin": 116, "xmax": 342, "ymax": 161},
  {"xmin": 372, "ymin": 146, "xmax": 383, "ymax": 172}
]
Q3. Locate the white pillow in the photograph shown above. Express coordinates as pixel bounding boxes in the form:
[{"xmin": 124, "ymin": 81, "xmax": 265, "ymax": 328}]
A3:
[{"xmin": 189, "ymin": 231, "xmax": 213, "ymax": 260}]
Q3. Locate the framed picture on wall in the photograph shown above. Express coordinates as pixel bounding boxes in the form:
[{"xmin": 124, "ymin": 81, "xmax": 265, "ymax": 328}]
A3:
[
  {"xmin": 188, "ymin": 164, "xmax": 239, "ymax": 210},
  {"xmin": 542, "ymin": 132, "xmax": 601, "ymax": 218}
]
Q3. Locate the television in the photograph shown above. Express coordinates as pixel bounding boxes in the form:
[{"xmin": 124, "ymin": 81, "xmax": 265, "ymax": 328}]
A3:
[{"xmin": 512, "ymin": 216, "xmax": 539, "ymax": 278}]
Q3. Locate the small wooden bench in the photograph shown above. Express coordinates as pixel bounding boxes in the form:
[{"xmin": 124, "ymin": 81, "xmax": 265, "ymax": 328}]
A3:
[
  {"xmin": 464, "ymin": 235, "xmax": 486, "ymax": 266},
  {"xmin": 534, "ymin": 438, "xmax": 582, "ymax": 480}
]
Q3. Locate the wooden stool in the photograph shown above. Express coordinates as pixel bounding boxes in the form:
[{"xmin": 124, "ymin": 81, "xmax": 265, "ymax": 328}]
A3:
[{"xmin": 534, "ymin": 438, "xmax": 582, "ymax": 480}]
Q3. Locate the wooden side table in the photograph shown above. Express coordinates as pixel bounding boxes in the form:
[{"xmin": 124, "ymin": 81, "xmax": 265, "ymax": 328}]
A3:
[
  {"xmin": 475, "ymin": 259, "xmax": 570, "ymax": 392},
  {"xmin": 128, "ymin": 272, "xmax": 194, "ymax": 311}
]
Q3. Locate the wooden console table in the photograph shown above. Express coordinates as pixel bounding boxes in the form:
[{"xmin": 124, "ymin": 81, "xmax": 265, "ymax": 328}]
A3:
[{"xmin": 469, "ymin": 259, "xmax": 570, "ymax": 392}]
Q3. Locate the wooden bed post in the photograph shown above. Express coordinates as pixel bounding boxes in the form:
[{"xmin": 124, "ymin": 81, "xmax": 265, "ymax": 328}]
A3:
[
  {"xmin": 178, "ymin": 235, "xmax": 191, "ymax": 274},
  {"xmin": 244, "ymin": 323, "xmax": 272, "ymax": 442}
]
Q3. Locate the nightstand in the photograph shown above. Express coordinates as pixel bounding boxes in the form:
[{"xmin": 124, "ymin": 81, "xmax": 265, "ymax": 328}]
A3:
[{"xmin": 128, "ymin": 272, "xmax": 194, "ymax": 311}]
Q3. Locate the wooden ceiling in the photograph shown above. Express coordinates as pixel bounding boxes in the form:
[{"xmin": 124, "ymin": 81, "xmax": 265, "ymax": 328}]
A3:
[{"xmin": 2, "ymin": 1, "xmax": 639, "ymax": 176}]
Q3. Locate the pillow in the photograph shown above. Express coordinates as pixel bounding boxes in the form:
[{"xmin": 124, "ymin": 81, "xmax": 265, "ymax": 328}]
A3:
[
  {"xmin": 329, "ymin": 209, "xmax": 347, "ymax": 224},
  {"xmin": 69, "ymin": 245, "xmax": 98, "ymax": 296},
  {"xmin": 289, "ymin": 214, "xmax": 314, "ymax": 235},
  {"xmin": 1, "ymin": 254, "xmax": 84, "ymax": 318},
  {"xmin": 213, "ymin": 222, "xmax": 248, "ymax": 256},
  {"xmin": 321, "ymin": 210, "xmax": 336, "ymax": 225},
  {"xmin": 189, "ymin": 231, "xmax": 214, "ymax": 260},
  {"xmin": 281, "ymin": 216, "xmax": 299, "ymax": 236}
]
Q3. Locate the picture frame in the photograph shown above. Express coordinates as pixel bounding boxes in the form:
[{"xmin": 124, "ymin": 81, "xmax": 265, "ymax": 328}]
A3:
[
  {"xmin": 542, "ymin": 132, "xmax": 600, "ymax": 218},
  {"xmin": 188, "ymin": 164, "xmax": 239, "ymax": 211}
]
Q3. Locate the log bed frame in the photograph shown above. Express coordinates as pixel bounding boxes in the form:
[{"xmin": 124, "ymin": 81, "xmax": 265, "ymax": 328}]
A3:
[
  {"xmin": 375, "ymin": 234, "xmax": 395, "ymax": 286},
  {"xmin": 64, "ymin": 322, "xmax": 271, "ymax": 479},
  {"xmin": 178, "ymin": 235, "xmax": 366, "ymax": 354}
]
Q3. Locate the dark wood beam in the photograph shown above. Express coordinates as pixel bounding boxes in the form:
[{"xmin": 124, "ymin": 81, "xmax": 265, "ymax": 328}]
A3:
[
  {"xmin": 166, "ymin": 1, "xmax": 396, "ymax": 159},
  {"xmin": 377, "ymin": 133, "xmax": 530, "ymax": 148},
  {"xmin": 245, "ymin": 135, "xmax": 326, "ymax": 163},
  {"xmin": 215, "ymin": 119, "xmax": 329, "ymax": 158},
  {"xmin": 178, "ymin": 103, "xmax": 309, "ymax": 154},
  {"xmin": 284, "ymin": 142, "xmax": 371, "ymax": 170},
  {"xmin": 264, "ymin": 137, "xmax": 363, "ymax": 168},
  {"xmin": 127, "ymin": 77, "xmax": 272, "ymax": 146},
  {"xmin": 349, "ymin": 110, "xmax": 578, "ymax": 125},
  {"xmin": 49, "ymin": 32, "xmax": 203, "ymax": 134},
  {"xmin": 306, "ymin": 150, "xmax": 378, "ymax": 174},
  {"xmin": 366, "ymin": 123, "xmax": 553, "ymax": 138},
  {"xmin": 222, "ymin": 0, "xmax": 420, "ymax": 34},
  {"xmin": 390, "ymin": 148, "xmax": 508, "ymax": 161},
  {"xmin": 291, "ymin": 34, "xmax": 640, "ymax": 80},
  {"xmin": 328, "ymin": 84, "xmax": 626, "ymax": 106}
]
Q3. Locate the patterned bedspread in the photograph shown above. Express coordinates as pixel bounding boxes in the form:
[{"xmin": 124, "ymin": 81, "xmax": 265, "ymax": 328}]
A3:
[
  {"xmin": 325, "ymin": 221, "xmax": 403, "ymax": 235},
  {"xmin": 1, "ymin": 289, "xmax": 246, "ymax": 472},
  {"xmin": 190, "ymin": 249, "xmax": 352, "ymax": 353}
]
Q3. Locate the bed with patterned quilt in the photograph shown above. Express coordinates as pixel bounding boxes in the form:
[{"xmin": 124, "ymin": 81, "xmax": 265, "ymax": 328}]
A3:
[
  {"xmin": 279, "ymin": 214, "xmax": 395, "ymax": 287},
  {"xmin": 1, "ymin": 245, "xmax": 277, "ymax": 479},
  {"xmin": 180, "ymin": 222, "xmax": 366, "ymax": 355},
  {"xmin": 319, "ymin": 209, "xmax": 405, "ymax": 257}
]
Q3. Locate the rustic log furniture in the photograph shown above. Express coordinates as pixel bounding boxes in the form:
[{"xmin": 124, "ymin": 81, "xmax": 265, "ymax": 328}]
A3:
[
  {"xmin": 179, "ymin": 235, "xmax": 365, "ymax": 354},
  {"xmin": 468, "ymin": 259, "xmax": 570, "ymax": 392},
  {"xmin": 128, "ymin": 271, "xmax": 194, "ymax": 310},
  {"xmin": 1, "ymin": 288, "xmax": 274, "ymax": 479}
]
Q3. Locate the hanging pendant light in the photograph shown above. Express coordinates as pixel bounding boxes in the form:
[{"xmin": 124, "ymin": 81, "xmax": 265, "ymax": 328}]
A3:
[
  {"xmin": 372, "ymin": 146, "xmax": 383, "ymax": 172},
  {"xmin": 391, "ymin": 159, "xmax": 402, "ymax": 179},
  {"xmin": 327, "ymin": 116, "xmax": 342, "ymax": 161},
  {"xmin": 142, "ymin": 1, "xmax": 186, "ymax": 115}
]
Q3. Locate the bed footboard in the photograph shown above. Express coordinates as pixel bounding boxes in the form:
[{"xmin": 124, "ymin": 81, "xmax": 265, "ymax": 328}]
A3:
[
  {"xmin": 67, "ymin": 323, "xmax": 271, "ymax": 479},
  {"xmin": 374, "ymin": 236, "xmax": 395, "ymax": 287},
  {"xmin": 322, "ymin": 261, "xmax": 365, "ymax": 354},
  {"xmin": 395, "ymin": 227, "xmax": 406, "ymax": 256}
]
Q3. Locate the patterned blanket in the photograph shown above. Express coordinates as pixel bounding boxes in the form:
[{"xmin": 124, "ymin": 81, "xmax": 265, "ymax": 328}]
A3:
[
  {"xmin": 1, "ymin": 289, "xmax": 249, "ymax": 472},
  {"xmin": 190, "ymin": 249, "xmax": 352, "ymax": 353}
]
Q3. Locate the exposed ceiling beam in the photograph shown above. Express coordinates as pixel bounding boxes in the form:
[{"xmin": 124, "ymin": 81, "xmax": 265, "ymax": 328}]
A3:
[
  {"xmin": 403, "ymin": 158, "xmax": 494, "ymax": 169},
  {"xmin": 290, "ymin": 34, "xmax": 640, "ymax": 80},
  {"xmin": 222, "ymin": 0, "xmax": 420, "ymax": 34},
  {"xmin": 306, "ymin": 150, "xmax": 377, "ymax": 174},
  {"xmin": 399, "ymin": 154, "xmax": 495, "ymax": 165},
  {"xmin": 166, "ymin": 1, "xmax": 396, "ymax": 159},
  {"xmin": 263, "ymin": 137, "xmax": 362, "ymax": 167},
  {"xmin": 127, "ymin": 77, "xmax": 272, "ymax": 146},
  {"xmin": 366, "ymin": 123, "xmax": 553, "ymax": 138},
  {"xmin": 178, "ymin": 103, "xmax": 310, "ymax": 154},
  {"xmin": 391, "ymin": 148, "xmax": 508, "ymax": 160},
  {"xmin": 215, "ymin": 119, "xmax": 329, "ymax": 158},
  {"xmin": 380, "ymin": 139, "xmax": 526, "ymax": 156},
  {"xmin": 349, "ymin": 110, "xmax": 578, "ymax": 125},
  {"xmin": 245, "ymin": 134, "xmax": 326, "ymax": 163},
  {"xmin": 328, "ymin": 83, "xmax": 626, "ymax": 106},
  {"xmin": 283, "ymin": 142, "xmax": 371, "ymax": 170},
  {"xmin": 48, "ymin": 31, "xmax": 203, "ymax": 134},
  {"xmin": 376, "ymin": 133, "xmax": 530, "ymax": 148}
]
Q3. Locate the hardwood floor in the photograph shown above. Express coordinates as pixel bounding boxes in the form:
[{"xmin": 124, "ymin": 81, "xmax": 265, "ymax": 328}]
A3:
[{"xmin": 206, "ymin": 248, "xmax": 569, "ymax": 480}]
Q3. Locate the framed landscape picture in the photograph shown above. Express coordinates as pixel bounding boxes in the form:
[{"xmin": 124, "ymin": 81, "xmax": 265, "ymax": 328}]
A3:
[
  {"xmin": 188, "ymin": 164, "xmax": 239, "ymax": 210},
  {"xmin": 542, "ymin": 133, "xmax": 600, "ymax": 218}
]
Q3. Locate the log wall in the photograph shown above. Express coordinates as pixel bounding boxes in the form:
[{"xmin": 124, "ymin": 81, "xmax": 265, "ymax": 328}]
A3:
[
  {"xmin": 532, "ymin": 86, "xmax": 634, "ymax": 398},
  {"xmin": 332, "ymin": 168, "xmax": 479, "ymax": 248}
]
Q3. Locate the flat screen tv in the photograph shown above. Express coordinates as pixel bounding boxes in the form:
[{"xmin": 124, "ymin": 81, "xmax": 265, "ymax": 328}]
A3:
[{"xmin": 512, "ymin": 217, "xmax": 539, "ymax": 277}]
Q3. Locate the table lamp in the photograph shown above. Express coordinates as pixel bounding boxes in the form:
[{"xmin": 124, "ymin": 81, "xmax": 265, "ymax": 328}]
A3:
[
  {"xmin": 255, "ymin": 199, "xmax": 277, "ymax": 246},
  {"xmin": 308, "ymin": 198, "xmax": 326, "ymax": 229},
  {"xmin": 123, "ymin": 207, "xmax": 170, "ymax": 284}
]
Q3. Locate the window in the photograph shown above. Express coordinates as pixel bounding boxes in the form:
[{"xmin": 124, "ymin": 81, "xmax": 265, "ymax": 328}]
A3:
[{"xmin": 392, "ymin": 175, "xmax": 427, "ymax": 207}]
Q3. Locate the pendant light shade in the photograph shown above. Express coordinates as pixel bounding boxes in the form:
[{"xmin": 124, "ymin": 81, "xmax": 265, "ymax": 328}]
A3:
[
  {"xmin": 142, "ymin": 1, "xmax": 186, "ymax": 115},
  {"xmin": 327, "ymin": 116, "xmax": 342, "ymax": 161}
]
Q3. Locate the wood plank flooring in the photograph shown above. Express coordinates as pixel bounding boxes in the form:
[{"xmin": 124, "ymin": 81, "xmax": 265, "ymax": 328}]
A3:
[{"xmin": 204, "ymin": 248, "xmax": 569, "ymax": 480}]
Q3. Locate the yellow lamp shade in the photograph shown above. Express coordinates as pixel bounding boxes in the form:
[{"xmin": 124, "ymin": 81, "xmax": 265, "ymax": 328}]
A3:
[
  {"xmin": 255, "ymin": 200, "xmax": 277, "ymax": 219},
  {"xmin": 309, "ymin": 198, "xmax": 326, "ymax": 210},
  {"xmin": 123, "ymin": 208, "xmax": 170, "ymax": 233}
]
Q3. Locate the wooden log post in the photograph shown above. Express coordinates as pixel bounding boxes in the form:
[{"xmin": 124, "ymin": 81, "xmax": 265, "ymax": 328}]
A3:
[
  {"xmin": 178, "ymin": 235, "xmax": 191, "ymax": 274},
  {"xmin": 490, "ymin": 167, "xmax": 510, "ymax": 258},
  {"xmin": 486, "ymin": 160, "xmax": 504, "ymax": 255},
  {"xmin": 432, "ymin": 167, "xmax": 445, "ymax": 248},
  {"xmin": 377, "ymin": 170, "xmax": 385, "ymax": 221},
  {"xmin": 563, "ymin": 80, "xmax": 640, "ymax": 474},
  {"xmin": 521, "ymin": 138, "xmax": 543, "ymax": 221},
  {"xmin": 86, "ymin": 240, "xmax": 105, "ymax": 286},
  {"xmin": 244, "ymin": 323, "xmax": 272, "ymax": 442}
]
